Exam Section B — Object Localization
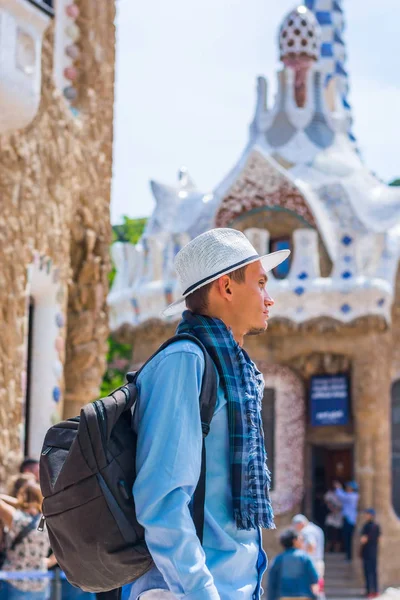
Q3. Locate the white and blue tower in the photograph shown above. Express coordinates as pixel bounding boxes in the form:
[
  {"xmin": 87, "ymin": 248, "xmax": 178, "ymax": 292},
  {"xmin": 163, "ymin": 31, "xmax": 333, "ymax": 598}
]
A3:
[{"xmin": 304, "ymin": 0, "xmax": 354, "ymax": 140}]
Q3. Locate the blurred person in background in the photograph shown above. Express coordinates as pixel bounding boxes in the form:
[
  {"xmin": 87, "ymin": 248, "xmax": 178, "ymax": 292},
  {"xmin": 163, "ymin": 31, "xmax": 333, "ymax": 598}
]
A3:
[
  {"xmin": 360, "ymin": 509, "xmax": 381, "ymax": 599},
  {"xmin": 292, "ymin": 515, "xmax": 325, "ymax": 581},
  {"xmin": 0, "ymin": 474, "xmax": 36, "ymax": 569},
  {"xmin": 7, "ymin": 473, "xmax": 37, "ymax": 501},
  {"xmin": 324, "ymin": 487, "xmax": 343, "ymax": 553},
  {"xmin": 268, "ymin": 529, "xmax": 319, "ymax": 600},
  {"xmin": 0, "ymin": 480, "xmax": 51, "ymax": 600},
  {"xmin": 19, "ymin": 458, "xmax": 40, "ymax": 482},
  {"xmin": 334, "ymin": 481, "xmax": 359, "ymax": 562}
]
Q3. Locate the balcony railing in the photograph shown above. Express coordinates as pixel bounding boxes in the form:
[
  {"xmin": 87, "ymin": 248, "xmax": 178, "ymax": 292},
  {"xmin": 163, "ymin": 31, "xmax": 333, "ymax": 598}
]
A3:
[{"xmin": 27, "ymin": 0, "xmax": 54, "ymax": 17}]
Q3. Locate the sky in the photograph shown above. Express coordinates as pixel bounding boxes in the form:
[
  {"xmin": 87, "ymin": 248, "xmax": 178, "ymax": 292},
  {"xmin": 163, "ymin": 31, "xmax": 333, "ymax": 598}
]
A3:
[{"xmin": 111, "ymin": 0, "xmax": 400, "ymax": 224}]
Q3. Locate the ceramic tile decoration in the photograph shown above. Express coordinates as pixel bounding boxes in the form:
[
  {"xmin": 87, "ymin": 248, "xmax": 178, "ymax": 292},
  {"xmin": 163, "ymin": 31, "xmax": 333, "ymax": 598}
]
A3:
[{"xmin": 108, "ymin": 2, "xmax": 400, "ymax": 330}]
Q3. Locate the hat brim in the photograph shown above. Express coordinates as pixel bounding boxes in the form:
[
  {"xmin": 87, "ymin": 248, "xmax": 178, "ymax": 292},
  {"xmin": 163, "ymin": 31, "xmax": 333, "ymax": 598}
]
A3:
[{"xmin": 161, "ymin": 249, "xmax": 290, "ymax": 318}]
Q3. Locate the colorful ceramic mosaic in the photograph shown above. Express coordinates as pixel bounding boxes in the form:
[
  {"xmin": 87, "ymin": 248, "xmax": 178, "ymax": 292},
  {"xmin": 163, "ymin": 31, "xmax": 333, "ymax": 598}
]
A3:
[
  {"xmin": 108, "ymin": 2, "xmax": 400, "ymax": 331},
  {"xmin": 258, "ymin": 363, "xmax": 305, "ymax": 515},
  {"xmin": 215, "ymin": 151, "xmax": 317, "ymax": 229}
]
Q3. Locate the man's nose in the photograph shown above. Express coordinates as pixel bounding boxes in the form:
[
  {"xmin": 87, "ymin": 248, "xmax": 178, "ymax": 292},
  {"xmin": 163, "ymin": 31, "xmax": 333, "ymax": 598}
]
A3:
[{"xmin": 264, "ymin": 291, "xmax": 274, "ymax": 307}]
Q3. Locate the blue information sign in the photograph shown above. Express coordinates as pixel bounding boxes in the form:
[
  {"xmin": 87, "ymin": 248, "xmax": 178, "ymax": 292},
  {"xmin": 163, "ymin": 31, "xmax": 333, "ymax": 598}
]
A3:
[{"xmin": 310, "ymin": 374, "xmax": 350, "ymax": 427}]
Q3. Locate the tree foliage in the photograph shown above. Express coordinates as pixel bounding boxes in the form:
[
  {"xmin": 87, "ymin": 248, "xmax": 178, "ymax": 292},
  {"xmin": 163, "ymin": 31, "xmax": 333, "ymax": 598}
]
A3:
[
  {"xmin": 101, "ymin": 216, "xmax": 148, "ymax": 397},
  {"xmin": 100, "ymin": 337, "xmax": 133, "ymax": 397},
  {"xmin": 109, "ymin": 216, "xmax": 147, "ymax": 286},
  {"xmin": 112, "ymin": 216, "xmax": 147, "ymax": 244}
]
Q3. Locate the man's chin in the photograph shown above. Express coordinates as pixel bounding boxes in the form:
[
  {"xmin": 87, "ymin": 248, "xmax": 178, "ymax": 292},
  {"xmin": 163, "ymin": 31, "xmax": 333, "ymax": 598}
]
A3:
[{"xmin": 246, "ymin": 324, "xmax": 268, "ymax": 336}]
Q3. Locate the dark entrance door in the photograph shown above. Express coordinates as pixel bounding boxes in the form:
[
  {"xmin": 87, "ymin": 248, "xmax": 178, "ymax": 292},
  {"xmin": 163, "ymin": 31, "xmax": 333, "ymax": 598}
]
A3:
[{"xmin": 312, "ymin": 446, "xmax": 353, "ymax": 527}]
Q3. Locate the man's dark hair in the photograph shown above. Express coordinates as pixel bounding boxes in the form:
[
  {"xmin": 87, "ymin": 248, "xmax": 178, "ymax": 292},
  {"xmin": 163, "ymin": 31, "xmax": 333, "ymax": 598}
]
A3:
[
  {"xmin": 19, "ymin": 457, "xmax": 39, "ymax": 473},
  {"xmin": 185, "ymin": 265, "xmax": 247, "ymax": 314},
  {"xmin": 279, "ymin": 528, "xmax": 298, "ymax": 549}
]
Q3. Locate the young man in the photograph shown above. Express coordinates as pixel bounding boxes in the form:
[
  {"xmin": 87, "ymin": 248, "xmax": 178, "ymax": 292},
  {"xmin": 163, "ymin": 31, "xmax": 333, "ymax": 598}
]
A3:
[
  {"xmin": 360, "ymin": 509, "xmax": 381, "ymax": 599},
  {"xmin": 129, "ymin": 228, "xmax": 290, "ymax": 600},
  {"xmin": 333, "ymin": 481, "xmax": 359, "ymax": 562},
  {"xmin": 267, "ymin": 529, "xmax": 319, "ymax": 600}
]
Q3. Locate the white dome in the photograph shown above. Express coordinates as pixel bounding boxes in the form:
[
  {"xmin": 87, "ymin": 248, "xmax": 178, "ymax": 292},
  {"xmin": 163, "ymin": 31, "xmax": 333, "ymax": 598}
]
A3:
[{"xmin": 279, "ymin": 5, "xmax": 321, "ymax": 61}]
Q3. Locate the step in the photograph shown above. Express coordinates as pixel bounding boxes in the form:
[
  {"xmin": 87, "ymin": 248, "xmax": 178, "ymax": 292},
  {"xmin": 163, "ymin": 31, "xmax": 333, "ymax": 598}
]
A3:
[
  {"xmin": 325, "ymin": 560, "xmax": 353, "ymax": 571},
  {"xmin": 326, "ymin": 576, "xmax": 359, "ymax": 582},
  {"xmin": 325, "ymin": 574, "xmax": 360, "ymax": 580},
  {"xmin": 325, "ymin": 584, "xmax": 362, "ymax": 587},
  {"xmin": 325, "ymin": 572, "xmax": 360, "ymax": 577},
  {"xmin": 325, "ymin": 590, "xmax": 365, "ymax": 600},
  {"xmin": 322, "ymin": 552, "xmax": 364, "ymax": 598},
  {"xmin": 325, "ymin": 590, "xmax": 364, "ymax": 596},
  {"xmin": 327, "ymin": 597, "xmax": 364, "ymax": 600},
  {"xmin": 325, "ymin": 586, "xmax": 365, "ymax": 598},
  {"xmin": 325, "ymin": 591, "xmax": 365, "ymax": 600},
  {"xmin": 325, "ymin": 580, "xmax": 363, "ymax": 586}
]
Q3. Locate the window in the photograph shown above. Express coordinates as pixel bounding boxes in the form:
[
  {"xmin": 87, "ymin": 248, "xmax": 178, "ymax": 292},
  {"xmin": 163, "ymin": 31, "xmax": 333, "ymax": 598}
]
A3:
[
  {"xmin": 270, "ymin": 237, "xmax": 291, "ymax": 279},
  {"xmin": 392, "ymin": 380, "xmax": 400, "ymax": 517},
  {"xmin": 262, "ymin": 388, "xmax": 275, "ymax": 489},
  {"xmin": 27, "ymin": 0, "xmax": 54, "ymax": 16}
]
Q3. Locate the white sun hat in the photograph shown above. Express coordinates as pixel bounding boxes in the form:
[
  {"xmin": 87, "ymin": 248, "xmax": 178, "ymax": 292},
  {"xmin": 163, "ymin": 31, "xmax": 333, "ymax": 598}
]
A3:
[{"xmin": 162, "ymin": 228, "xmax": 290, "ymax": 318}]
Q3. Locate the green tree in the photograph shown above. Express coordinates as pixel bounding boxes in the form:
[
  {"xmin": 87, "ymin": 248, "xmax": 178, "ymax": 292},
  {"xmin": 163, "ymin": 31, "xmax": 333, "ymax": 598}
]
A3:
[
  {"xmin": 109, "ymin": 216, "xmax": 147, "ymax": 286},
  {"xmin": 101, "ymin": 216, "xmax": 148, "ymax": 397},
  {"xmin": 100, "ymin": 337, "xmax": 133, "ymax": 397},
  {"xmin": 112, "ymin": 216, "xmax": 147, "ymax": 244},
  {"xmin": 389, "ymin": 179, "xmax": 400, "ymax": 187}
]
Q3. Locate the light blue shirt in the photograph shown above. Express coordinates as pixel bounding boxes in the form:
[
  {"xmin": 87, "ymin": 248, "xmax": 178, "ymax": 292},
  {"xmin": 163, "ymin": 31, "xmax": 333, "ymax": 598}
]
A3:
[
  {"xmin": 335, "ymin": 489, "xmax": 359, "ymax": 525},
  {"xmin": 130, "ymin": 340, "xmax": 267, "ymax": 600}
]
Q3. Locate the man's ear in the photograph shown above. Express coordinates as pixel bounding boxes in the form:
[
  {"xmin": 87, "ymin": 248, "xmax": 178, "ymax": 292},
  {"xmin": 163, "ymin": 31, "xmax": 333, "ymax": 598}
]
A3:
[{"xmin": 217, "ymin": 275, "xmax": 233, "ymax": 301}]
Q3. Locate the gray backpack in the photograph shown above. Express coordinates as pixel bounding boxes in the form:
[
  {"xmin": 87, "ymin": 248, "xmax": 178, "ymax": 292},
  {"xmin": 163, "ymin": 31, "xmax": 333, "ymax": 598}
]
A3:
[{"xmin": 39, "ymin": 334, "xmax": 217, "ymax": 594}]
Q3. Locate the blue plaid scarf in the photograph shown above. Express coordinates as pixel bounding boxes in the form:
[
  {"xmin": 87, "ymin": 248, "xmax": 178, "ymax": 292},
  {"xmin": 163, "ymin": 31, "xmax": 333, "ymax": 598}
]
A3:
[{"xmin": 177, "ymin": 311, "xmax": 275, "ymax": 531}]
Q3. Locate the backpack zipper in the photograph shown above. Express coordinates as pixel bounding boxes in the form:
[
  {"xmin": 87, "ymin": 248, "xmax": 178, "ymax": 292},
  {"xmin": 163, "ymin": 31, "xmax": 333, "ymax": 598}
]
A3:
[{"xmin": 37, "ymin": 515, "xmax": 45, "ymax": 532}]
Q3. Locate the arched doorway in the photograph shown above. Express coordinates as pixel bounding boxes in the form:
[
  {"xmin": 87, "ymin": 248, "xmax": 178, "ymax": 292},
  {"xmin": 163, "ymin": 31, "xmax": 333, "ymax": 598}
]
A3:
[
  {"xmin": 23, "ymin": 255, "xmax": 66, "ymax": 457},
  {"xmin": 288, "ymin": 352, "xmax": 353, "ymax": 523}
]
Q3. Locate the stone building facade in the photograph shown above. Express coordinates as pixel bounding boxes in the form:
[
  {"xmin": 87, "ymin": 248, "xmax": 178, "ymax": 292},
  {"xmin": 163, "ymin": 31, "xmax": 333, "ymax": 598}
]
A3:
[
  {"xmin": 0, "ymin": 0, "xmax": 115, "ymax": 479},
  {"xmin": 109, "ymin": 1, "xmax": 400, "ymax": 587}
]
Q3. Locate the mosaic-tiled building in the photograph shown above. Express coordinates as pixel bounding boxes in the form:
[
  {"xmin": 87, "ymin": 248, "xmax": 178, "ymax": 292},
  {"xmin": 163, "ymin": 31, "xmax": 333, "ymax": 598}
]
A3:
[
  {"xmin": 109, "ymin": 1, "xmax": 400, "ymax": 587},
  {"xmin": 0, "ymin": 0, "xmax": 115, "ymax": 478}
]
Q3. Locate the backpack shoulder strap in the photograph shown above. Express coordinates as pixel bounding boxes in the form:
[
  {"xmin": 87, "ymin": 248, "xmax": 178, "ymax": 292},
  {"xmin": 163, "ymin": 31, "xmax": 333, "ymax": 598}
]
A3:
[
  {"xmin": 160, "ymin": 335, "xmax": 218, "ymax": 544},
  {"xmin": 126, "ymin": 333, "xmax": 218, "ymax": 433},
  {"xmin": 127, "ymin": 333, "xmax": 218, "ymax": 544},
  {"xmin": 156, "ymin": 334, "xmax": 218, "ymax": 433}
]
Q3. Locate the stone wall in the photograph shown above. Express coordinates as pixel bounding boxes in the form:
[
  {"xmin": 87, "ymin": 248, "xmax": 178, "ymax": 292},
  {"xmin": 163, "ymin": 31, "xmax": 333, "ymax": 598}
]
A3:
[
  {"xmin": 63, "ymin": 0, "xmax": 116, "ymax": 418},
  {"xmin": 0, "ymin": 0, "xmax": 115, "ymax": 480}
]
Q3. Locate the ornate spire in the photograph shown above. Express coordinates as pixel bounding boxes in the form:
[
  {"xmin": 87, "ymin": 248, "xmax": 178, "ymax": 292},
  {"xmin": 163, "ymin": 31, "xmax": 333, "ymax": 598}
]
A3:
[
  {"xmin": 304, "ymin": 0, "xmax": 354, "ymax": 140},
  {"xmin": 279, "ymin": 6, "xmax": 321, "ymax": 108},
  {"xmin": 279, "ymin": 5, "xmax": 321, "ymax": 62}
]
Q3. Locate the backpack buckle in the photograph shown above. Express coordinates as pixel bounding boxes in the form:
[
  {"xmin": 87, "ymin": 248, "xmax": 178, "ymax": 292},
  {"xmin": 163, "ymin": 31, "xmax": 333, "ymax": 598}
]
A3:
[{"xmin": 126, "ymin": 372, "xmax": 137, "ymax": 384}]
